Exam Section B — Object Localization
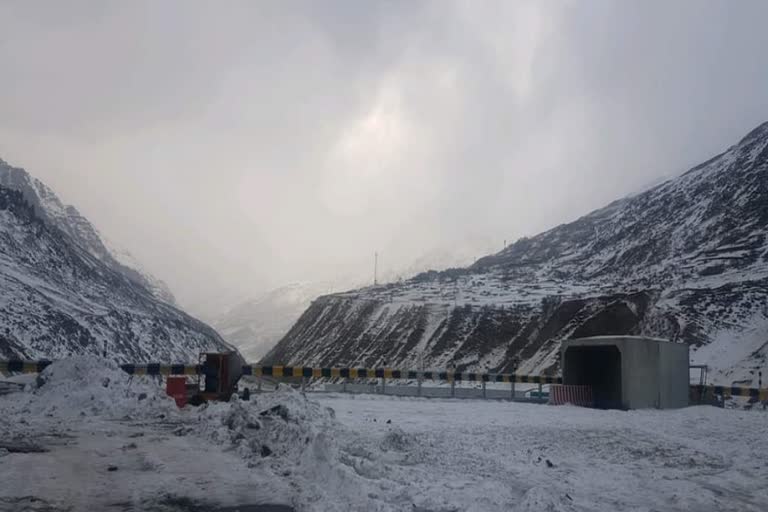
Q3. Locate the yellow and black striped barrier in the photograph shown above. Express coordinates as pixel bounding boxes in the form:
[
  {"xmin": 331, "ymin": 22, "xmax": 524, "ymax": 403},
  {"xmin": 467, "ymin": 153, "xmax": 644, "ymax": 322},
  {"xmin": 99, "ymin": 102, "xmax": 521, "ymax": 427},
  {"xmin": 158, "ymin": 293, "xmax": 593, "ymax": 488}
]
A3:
[
  {"xmin": 241, "ymin": 365, "xmax": 563, "ymax": 384},
  {"xmin": 120, "ymin": 363, "xmax": 201, "ymax": 376},
  {"xmin": 1, "ymin": 359, "xmax": 560, "ymax": 384},
  {"xmin": 0, "ymin": 360, "xmax": 201, "ymax": 376},
  {"xmin": 0, "ymin": 360, "xmax": 53, "ymax": 374},
  {"xmin": 691, "ymin": 384, "xmax": 768, "ymax": 401},
  {"xmin": 4, "ymin": 360, "xmax": 766, "ymax": 400}
]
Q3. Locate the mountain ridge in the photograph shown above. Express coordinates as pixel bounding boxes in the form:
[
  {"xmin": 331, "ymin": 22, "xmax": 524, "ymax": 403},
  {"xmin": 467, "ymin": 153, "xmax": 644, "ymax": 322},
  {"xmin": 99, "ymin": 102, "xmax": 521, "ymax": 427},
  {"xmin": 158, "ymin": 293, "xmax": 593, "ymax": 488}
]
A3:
[
  {"xmin": 0, "ymin": 159, "xmax": 176, "ymax": 305},
  {"xmin": 265, "ymin": 122, "xmax": 768, "ymax": 386},
  {"xmin": 0, "ymin": 176, "xmax": 231, "ymax": 362}
]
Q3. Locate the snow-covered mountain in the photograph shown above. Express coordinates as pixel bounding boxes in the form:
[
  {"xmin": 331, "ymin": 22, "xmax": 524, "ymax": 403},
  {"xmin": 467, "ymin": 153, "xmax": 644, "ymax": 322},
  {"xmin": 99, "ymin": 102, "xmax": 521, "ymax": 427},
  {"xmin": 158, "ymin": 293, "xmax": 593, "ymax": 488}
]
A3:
[
  {"xmin": 265, "ymin": 122, "xmax": 768, "ymax": 387},
  {"xmin": 0, "ymin": 159, "xmax": 176, "ymax": 305},
  {"xmin": 216, "ymin": 241, "xmax": 498, "ymax": 362},
  {"xmin": 0, "ymin": 166, "xmax": 232, "ymax": 362}
]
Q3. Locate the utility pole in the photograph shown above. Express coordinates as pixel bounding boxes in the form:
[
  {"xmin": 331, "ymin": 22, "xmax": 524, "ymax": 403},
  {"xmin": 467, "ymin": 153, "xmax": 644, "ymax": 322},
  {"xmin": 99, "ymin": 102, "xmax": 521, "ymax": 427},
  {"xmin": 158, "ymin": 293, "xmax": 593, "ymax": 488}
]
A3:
[{"xmin": 374, "ymin": 252, "xmax": 378, "ymax": 286}]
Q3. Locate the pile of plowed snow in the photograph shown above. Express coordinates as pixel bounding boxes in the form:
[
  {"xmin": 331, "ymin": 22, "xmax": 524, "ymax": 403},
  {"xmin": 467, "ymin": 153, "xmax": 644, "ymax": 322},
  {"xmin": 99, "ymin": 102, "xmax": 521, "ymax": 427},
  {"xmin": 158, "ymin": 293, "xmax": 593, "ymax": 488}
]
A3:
[
  {"xmin": 192, "ymin": 389, "xmax": 400, "ymax": 510},
  {"xmin": 0, "ymin": 357, "xmax": 351, "ymax": 495},
  {"xmin": 2, "ymin": 356, "xmax": 176, "ymax": 419},
  {"xmin": 194, "ymin": 386, "xmax": 337, "ymax": 470}
]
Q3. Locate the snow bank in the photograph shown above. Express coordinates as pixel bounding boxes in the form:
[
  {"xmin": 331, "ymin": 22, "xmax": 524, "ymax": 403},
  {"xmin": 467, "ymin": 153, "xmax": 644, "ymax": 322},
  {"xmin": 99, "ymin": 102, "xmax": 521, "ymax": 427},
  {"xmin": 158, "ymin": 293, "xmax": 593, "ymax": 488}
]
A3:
[
  {"xmin": 515, "ymin": 487, "xmax": 577, "ymax": 512},
  {"xmin": 195, "ymin": 386, "xmax": 337, "ymax": 468},
  {"xmin": 190, "ymin": 387, "xmax": 403, "ymax": 509},
  {"xmin": 2, "ymin": 356, "xmax": 175, "ymax": 420}
]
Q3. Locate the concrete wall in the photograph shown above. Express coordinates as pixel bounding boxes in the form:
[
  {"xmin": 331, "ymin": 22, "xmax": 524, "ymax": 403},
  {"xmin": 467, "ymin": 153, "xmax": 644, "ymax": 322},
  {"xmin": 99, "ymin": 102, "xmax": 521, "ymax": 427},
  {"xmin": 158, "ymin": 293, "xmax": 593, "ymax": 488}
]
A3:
[
  {"xmin": 658, "ymin": 341, "xmax": 690, "ymax": 409},
  {"xmin": 619, "ymin": 338, "xmax": 660, "ymax": 409}
]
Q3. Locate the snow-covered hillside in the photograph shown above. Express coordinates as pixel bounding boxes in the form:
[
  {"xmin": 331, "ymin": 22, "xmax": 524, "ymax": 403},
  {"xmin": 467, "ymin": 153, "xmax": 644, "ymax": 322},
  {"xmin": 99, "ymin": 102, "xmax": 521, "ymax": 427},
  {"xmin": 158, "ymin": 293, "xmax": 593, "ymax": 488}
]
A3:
[
  {"xmin": 266, "ymin": 122, "xmax": 768, "ymax": 387},
  {"xmin": 0, "ymin": 184, "xmax": 231, "ymax": 362},
  {"xmin": 217, "ymin": 241, "xmax": 498, "ymax": 362},
  {"xmin": 0, "ymin": 159, "xmax": 176, "ymax": 305}
]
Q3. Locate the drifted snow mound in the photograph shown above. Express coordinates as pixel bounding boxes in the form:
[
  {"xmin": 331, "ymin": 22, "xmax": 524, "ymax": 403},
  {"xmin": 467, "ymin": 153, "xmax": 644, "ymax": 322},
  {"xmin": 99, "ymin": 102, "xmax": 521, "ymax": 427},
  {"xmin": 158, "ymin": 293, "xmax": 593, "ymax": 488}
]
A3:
[
  {"xmin": 196, "ymin": 386, "xmax": 337, "ymax": 467},
  {"xmin": 515, "ymin": 487, "xmax": 577, "ymax": 512},
  {"xmin": 193, "ymin": 390, "xmax": 409, "ymax": 509},
  {"xmin": 14, "ymin": 356, "xmax": 175, "ymax": 419},
  {"xmin": 380, "ymin": 426, "xmax": 417, "ymax": 452}
]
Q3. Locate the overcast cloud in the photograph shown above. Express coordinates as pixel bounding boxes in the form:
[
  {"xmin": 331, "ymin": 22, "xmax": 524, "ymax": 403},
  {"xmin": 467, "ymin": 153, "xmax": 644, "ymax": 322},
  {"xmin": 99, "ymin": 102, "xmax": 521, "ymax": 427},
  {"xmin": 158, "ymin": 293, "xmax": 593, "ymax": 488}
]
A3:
[{"xmin": 1, "ymin": 0, "xmax": 767, "ymax": 315}]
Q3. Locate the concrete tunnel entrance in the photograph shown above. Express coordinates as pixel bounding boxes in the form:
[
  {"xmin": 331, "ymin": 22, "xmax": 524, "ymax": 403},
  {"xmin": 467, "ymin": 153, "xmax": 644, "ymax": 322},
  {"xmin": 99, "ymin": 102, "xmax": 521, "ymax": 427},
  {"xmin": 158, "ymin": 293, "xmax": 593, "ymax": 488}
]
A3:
[{"xmin": 563, "ymin": 345, "xmax": 623, "ymax": 409}]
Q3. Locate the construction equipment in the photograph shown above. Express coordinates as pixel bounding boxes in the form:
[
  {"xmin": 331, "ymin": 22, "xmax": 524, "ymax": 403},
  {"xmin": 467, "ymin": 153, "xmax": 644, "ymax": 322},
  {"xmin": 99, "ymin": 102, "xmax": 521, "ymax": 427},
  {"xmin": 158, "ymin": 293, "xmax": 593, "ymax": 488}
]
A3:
[
  {"xmin": 199, "ymin": 351, "xmax": 246, "ymax": 401},
  {"xmin": 166, "ymin": 351, "xmax": 246, "ymax": 406}
]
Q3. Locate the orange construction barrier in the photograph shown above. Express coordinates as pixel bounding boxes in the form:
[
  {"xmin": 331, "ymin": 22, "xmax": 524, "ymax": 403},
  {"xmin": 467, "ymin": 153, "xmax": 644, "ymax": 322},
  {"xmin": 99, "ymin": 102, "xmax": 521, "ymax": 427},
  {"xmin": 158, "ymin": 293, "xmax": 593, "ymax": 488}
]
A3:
[{"xmin": 550, "ymin": 384, "xmax": 594, "ymax": 407}]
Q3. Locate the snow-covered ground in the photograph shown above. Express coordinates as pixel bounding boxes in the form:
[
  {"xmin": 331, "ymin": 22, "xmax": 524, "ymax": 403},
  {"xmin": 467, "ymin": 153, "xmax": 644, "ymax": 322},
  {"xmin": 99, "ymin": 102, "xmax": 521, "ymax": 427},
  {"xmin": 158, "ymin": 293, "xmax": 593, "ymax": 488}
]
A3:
[
  {"xmin": 0, "ymin": 359, "xmax": 295, "ymax": 512},
  {"xmin": 315, "ymin": 395, "xmax": 768, "ymax": 511},
  {"xmin": 1, "ymin": 358, "xmax": 766, "ymax": 512}
]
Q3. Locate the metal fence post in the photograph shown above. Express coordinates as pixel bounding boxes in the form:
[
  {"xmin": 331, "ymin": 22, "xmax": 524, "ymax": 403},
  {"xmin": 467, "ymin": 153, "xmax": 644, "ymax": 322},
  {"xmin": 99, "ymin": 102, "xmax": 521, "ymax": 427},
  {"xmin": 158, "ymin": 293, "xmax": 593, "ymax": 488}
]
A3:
[
  {"xmin": 511, "ymin": 380, "xmax": 516, "ymax": 401},
  {"xmin": 342, "ymin": 377, "xmax": 347, "ymax": 393},
  {"xmin": 482, "ymin": 381, "xmax": 487, "ymax": 399},
  {"xmin": 538, "ymin": 382, "xmax": 543, "ymax": 403},
  {"xmin": 451, "ymin": 375, "xmax": 455, "ymax": 398},
  {"xmin": 382, "ymin": 375, "xmax": 386, "ymax": 395},
  {"xmin": 417, "ymin": 372, "xmax": 422, "ymax": 397}
]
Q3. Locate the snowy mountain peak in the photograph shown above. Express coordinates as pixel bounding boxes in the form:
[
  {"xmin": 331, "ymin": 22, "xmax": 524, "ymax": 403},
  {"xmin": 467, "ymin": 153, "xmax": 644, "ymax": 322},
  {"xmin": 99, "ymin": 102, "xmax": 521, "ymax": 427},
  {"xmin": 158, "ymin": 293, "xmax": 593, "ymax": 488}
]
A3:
[
  {"xmin": 738, "ymin": 120, "xmax": 768, "ymax": 146},
  {"xmin": 0, "ymin": 158, "xmax": 176, "ymax": 305}
]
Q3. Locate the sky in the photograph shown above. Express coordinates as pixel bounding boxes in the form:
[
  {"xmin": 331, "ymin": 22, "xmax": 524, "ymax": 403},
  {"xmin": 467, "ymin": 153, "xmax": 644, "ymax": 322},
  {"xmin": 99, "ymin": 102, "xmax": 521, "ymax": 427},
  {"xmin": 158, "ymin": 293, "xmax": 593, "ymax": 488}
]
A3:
[{"xmin": 1, "ymin": 0, "xmax": 768, "ymax": 316}]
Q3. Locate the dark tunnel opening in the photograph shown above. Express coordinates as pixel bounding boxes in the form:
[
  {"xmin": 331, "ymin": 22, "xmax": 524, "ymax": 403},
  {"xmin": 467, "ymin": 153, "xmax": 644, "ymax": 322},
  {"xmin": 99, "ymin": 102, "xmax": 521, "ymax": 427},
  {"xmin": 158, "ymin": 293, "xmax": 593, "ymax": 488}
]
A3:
[{"xmin": 564, "ymin": 345, "xmax": 623, "ymax": 409}]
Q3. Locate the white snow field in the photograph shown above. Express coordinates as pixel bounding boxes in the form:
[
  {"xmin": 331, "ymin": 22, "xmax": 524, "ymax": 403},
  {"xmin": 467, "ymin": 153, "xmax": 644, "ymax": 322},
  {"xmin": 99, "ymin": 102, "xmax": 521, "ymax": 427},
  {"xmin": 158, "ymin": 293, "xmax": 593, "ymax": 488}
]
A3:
[
  {"xmin": 314, "ymin": 395, "xmax": 768, "ymax": 512},
  {"xmin": 1, "ymin": 358, "xmax": 766, "ymax": 512}
]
